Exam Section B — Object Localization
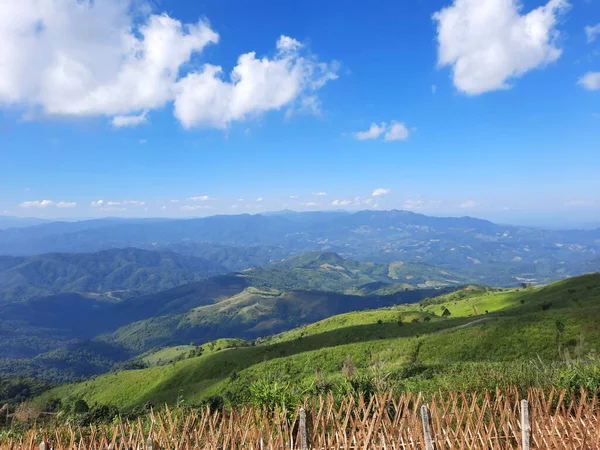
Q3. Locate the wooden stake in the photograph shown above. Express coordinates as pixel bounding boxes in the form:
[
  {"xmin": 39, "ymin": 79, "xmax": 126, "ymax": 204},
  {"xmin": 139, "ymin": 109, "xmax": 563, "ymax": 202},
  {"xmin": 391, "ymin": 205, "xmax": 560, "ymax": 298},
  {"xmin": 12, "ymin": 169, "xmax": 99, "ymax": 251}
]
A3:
[
  {"xmin": 521, "ymin": 399, "xmax": 530, "ymax": 450},
  {"xmin": 421, "ymin": 404, "xmax": 434, "ymax": 450},
  {"xmin": 299, "ymin": 407, "xmax": 308, "ymax": 450}
]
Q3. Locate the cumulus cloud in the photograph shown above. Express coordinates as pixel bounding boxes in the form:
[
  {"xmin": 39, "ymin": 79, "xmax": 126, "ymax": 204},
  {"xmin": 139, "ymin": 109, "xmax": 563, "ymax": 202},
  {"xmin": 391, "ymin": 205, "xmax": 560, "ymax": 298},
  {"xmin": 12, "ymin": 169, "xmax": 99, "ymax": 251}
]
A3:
[
  {"xmin": 372, "ymin": 188, "xmax": 391, "ymax": 197},
  {"xmin": 0, "ymin": 1, "xmax": 218, "ymax": 119},
  {"xmin": 331, "ymin": 199, "xmax": 351, "ymax": 206},
  {"xmin": 91, "ymin": 200, "xmax": 105, "ymax": 207},
  {"xmin": 433, "ymin": 0, "xmax": 569, "ymax": 95},
  {"xmin": 352, "ymin": 123, "xmax": 386, "ymax": 140},
  {"xmin": 173, "ymin": 35, "xmax": 338, "ymax": 128},
  {"xmin": 300, "ymin": 202, "xmax": 319, "ymax": 207},
  {"xmin": 20, "ymin": 200, "xmax": 76, "ymax": 208},
  {"xmin": 0, "ymin": 2, "xmax": 337, "ymax": 129},
  {"xmin": 288, "ymin": 195, "xmax": 299, "ymax": 199},
  {"xmin": 578, "ymin": 72, "xmax": 600, "ymax": 90},
  {"xmin": 384, "ymin": 122, "xmax": 410, "ymax": 142},
  {"xmin": 112, "ymin": 111, "xmax": 149, "ymax": 128},
  {"xmin": 313, "ymin": 192, "xmax": 327, "ymax": 197},
  {"xmin": 188, "ymin": 196, "xmax": 215, "ymax": 201},
  {"xmin": 432, "ymin": 84, "xmax": 437, "ymax": 94},
  {"xmin": 459, "ymin": 200, "xmax": 477, "ymax": 208},
  {"xmin": 106, "ymin": 201, "xmax": 121, "ymax": 206},
  {"xmin": 585, "ymin": 23, "xmax": 600, "ymax": 43},
  {"xmin": 352, "ymin": 122, "xmax": 410, "ymax": 142},
  {"xmin": 256, "ymin": 197, "xmax": 263, "ymax": 202}
]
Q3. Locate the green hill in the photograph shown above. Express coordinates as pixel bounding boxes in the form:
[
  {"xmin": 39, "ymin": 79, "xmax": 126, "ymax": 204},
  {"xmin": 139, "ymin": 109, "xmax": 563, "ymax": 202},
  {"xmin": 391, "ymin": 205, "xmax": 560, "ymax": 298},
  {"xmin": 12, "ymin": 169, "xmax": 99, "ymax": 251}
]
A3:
[
  {"xmin": 0, "ymin": 252, "xmax": 457, "ymax": 380},
  {"xmin": 36, "ymin": 273, "xmax": 600, "ymax": 409},
  {"xmin": 0, "ymin": 248, "xmax": 227, "ymax": 303}
]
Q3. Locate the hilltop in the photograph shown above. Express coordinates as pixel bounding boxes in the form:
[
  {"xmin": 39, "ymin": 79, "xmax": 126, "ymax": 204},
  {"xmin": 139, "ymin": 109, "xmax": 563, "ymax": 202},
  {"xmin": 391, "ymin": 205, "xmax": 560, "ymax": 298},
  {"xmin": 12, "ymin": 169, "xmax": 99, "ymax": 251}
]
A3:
[{"xmin": 36, "ymin": 273, "xmax": 600, "ymax": 409}]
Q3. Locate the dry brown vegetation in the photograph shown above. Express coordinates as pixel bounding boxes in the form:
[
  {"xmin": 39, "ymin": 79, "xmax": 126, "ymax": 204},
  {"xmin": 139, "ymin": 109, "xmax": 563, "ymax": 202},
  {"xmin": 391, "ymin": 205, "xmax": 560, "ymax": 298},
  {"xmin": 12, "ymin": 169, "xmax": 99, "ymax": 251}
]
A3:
[{"xmin": 2, "ymin": 388, "xmax": 600, "ymax": 449}]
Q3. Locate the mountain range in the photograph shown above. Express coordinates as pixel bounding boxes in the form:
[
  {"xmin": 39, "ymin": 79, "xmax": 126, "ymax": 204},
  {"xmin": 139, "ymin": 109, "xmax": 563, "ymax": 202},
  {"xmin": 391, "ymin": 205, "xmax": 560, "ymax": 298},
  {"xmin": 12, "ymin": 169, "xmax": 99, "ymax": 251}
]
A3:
[{"xmin": 1, "ymin": 210, "xmax": 599, "ymax": 286}]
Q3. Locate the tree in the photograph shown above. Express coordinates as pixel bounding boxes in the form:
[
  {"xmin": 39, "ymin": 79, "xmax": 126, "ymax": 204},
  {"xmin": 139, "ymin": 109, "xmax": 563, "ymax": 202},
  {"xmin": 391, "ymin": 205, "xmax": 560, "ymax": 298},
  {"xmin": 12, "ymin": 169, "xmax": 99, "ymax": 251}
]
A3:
[
  {"xmin": 441, "ymin": 307, "xmax": 451, "ymax": 318},
  {"xmin": 73, "ymin": 399, "xmax": 90, "ymax": 414}
]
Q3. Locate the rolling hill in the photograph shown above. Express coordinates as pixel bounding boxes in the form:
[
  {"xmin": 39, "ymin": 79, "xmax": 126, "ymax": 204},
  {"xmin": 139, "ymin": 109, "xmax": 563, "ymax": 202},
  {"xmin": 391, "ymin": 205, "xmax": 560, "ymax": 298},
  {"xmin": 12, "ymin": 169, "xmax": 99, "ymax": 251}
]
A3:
[
  {"xmin": 0, "ymin": 252, "xmax": 459, "ymax": 379},
  {"xmin": 36, "ymin": 273, "xmax": 600, "ymax": 409},
  {"xmin": 0, "ymin": 247, "xmax": 227, "ymax": 303}
]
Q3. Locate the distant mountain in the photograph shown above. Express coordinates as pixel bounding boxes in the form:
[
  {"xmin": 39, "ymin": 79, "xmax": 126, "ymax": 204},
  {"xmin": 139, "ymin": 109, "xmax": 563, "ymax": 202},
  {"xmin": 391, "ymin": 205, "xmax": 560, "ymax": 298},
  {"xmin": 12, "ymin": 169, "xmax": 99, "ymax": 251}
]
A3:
[
  {"xmin": 0, "ymin": 216, "xmax": 50, "ymax": 229},
  {"xmin": 0, "ymin": 248, "xmax": 227, "ymax": 303},
  {"xmin": 0, "ymin": 210, "xmax": 598, "ymax": 286}
]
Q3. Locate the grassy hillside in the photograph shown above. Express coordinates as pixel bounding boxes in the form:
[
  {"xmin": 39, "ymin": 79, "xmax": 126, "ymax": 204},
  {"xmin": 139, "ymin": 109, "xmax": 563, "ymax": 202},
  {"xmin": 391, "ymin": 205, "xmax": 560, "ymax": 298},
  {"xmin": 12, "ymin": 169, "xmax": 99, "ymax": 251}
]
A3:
[
  {"xmin": 102, "ymin": 285, "xmax": 449, "ymax": 352},
  {"xmin": 37, "ymin": 273, "xmax": 600, "ymax": 409}
]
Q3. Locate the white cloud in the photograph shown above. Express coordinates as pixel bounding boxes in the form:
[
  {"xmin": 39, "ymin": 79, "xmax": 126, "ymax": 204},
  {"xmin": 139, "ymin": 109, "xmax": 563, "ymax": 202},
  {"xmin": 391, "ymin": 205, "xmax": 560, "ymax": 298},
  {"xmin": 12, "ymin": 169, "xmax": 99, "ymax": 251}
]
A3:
[
  {"xmin": 139, "ymin": 139, "xmax": 147, "ymax": 144},
  {"xmin": 578, "ymin": 72, "xmax": 600, "ymax": 90},
  {"xmin": 331, "ymin": 199, "xmax": 351, "ymax": 206},
  {"xmin": 19, "ymin": 200, "xmax": 76, "ymax": 208},
  {"xmin": 433, "ymin": 0, "xmax": 569, "ymax": 95},
  {"xmin": 384, "ymin": 122, "xmax": 410, "ymax": 141},
  {"xmin": 91, "ymin": 200, "xmax": 104, "ymax": 207},
  {"xmin": 181, "ymin": 205, "xmax": 210, "ymax": 211},
  {"xmin": 169, "ymin": 199, "xmax": 181, "ymax": 203},
  {"xmin": 0, "ymin": 3, "xmax": 337, "ymax": 129},
  {"xmin": 288, "ymin": 195, "xmax": 299, "ymax": 199},
  {"xmin": 585, "ymin": 23, "xmax": 600, "ymax": 43},
  {"xmin": 363, "ymin": 198, "xmax": 373, "ymax": 205},
  {"xmin": 372, "ymin": 188, "xmax": 391, "ymax": 197},
  {"xmin": 432, "ymin": 84, "xmax": 437, "ymax": 94},
  {"xmin": 256, "ymin": 197, "xmax": 263, "ymax": 202},
  {"xmin": 188, "ymin": 195, "xmax": 215, "ymax": 201},
  {"xmin": 300, "ymin": 202, "xmax": 319, "ymax": 207},
  {"xmin": 106, "ymin": 201, "xmax": 121, "ymax": 206},
  {"xmin": 231, "ymin": 204, "xmax": 239, "ymax": 208},
  {"xmin": 173, "ymin": 35, "xmax": 338, "ymax": 128},
  {"xmin": 352, "ymin": 123, "xmax": 386, "ymax": 140},
  {"xmin": 112, "ymin": 111, "xmax": 148, "ymax": 128},
  {"xmin": 123, "ymin": 200, "xmax": 146, "ymax": 206},
  {"xmin": 161, "ymin": 206, "xmax": 167, "ymax": 210},
  {"xmin": 0, "ymin": 1, "xmax": 219, "ymax": 119},
  {"xmin": 312, "ymin": 192, "xmax": 327, "ymax": 197},
  {"xmin": 459, "ymin": 200, "xmax": 477, "ymax": 208},
  {"xmin": 238, "ymin": 198, "xmax": 244, "ymax": 202},
  {"xmin": 56, "ymin": 201, "xmax": 76, "ymax": 208},
  {"xmin": 403, "ymin": 199, "xmax": 423, "ymax": 209},
  {"xmin": 352, "ymin": 121, "xmax": 411, "ymax": 142}
]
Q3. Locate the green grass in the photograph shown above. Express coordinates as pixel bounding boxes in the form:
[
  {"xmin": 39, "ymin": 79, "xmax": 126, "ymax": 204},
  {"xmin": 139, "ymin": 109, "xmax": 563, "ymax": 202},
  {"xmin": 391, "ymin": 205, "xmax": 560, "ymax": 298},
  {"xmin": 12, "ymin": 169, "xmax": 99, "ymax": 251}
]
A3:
[
  {"xmin": 142, "ymin": 339, "xmax": 248, "ymax": 365},
  {"xmin": 36, "ymin": 273, "xmax": 600, "ymax": 409}
]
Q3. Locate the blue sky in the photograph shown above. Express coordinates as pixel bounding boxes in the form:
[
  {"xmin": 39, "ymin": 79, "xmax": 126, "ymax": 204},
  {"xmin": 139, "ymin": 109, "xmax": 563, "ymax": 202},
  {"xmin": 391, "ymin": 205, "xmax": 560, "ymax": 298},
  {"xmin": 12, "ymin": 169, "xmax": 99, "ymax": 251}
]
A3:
[{"xmin": 0, "ymin": 0, "xmax": 599, "ymax": 227}]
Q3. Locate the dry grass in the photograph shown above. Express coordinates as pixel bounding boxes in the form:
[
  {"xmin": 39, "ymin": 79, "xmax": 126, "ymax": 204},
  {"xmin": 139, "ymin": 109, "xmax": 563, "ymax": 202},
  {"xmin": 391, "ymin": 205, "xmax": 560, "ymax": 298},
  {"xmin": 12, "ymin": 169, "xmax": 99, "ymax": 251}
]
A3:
[{"xmin": 3, "ymin": 388, "xmax": 599, "ymax": 449}]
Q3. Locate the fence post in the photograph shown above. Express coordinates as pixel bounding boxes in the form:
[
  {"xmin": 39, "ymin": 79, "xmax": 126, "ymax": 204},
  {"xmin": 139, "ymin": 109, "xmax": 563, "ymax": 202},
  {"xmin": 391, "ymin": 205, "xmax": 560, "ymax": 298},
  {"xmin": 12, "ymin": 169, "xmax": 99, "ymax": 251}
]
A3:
[
  {"xmin": 299, "ymin": 407, "xmax": 308, "ymax": 450},
  {"xmin": 421, "ymin": 404, "xmax": 434, "ymax": 450},
  {"xmin": 39, "ymin": 441, "xmax": 49, "ymax": 450},
  {"xmin": 521, "ymin": 399, "xmax": 530, "ymax": 450}
]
